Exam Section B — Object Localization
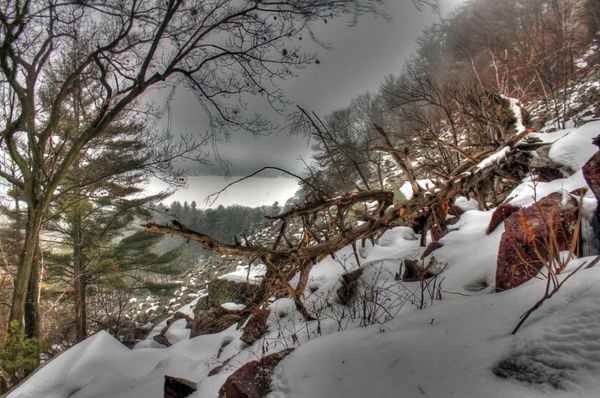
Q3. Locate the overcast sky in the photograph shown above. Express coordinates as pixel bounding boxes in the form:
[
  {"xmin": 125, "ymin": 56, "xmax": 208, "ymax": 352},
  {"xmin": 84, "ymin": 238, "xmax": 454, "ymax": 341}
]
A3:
[{"xmin": 163, "ymin": 0, "xmax": 465, "ymax": 177}]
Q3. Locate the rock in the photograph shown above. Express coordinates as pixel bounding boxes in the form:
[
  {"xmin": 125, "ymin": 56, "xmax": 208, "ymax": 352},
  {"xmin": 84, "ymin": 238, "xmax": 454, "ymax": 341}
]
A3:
[
  {"xmin": 190, "ymin": 308, "xmax": 243, "ymax": 338},
  {"xmin": 529, "ymin": 145, "xmax": 574, "ymax": 181},
  {"xmin": 189, "ymin": 279, "xmax": 258, "ymax": 338},
  {"xmin": 486, "ymin": 202, "xmax": 521, "ymax": 235},
  {"xmin": 164, "ymin": 375, "xmax": 197, "ymax": 398},
  {"xmin": 240, "ymin": 309, "xmax": 271, "ymax": 345},
  {"xmin": 401, "ymin": 258, "xmax": 433, "ymax": 282},
  {"xmin": 336, "ymin": 269, "xmax": 364, "ymax": 305},
  {"xmin": 153, "ymin": 333, "xmax": 172, "ymax": 347},
  {"xmin": 167, "ymin": 311, "xmax": 194, "ymax": 329},
  {"xmin": 583, "ymin": 135, "xmax": 600, "ymax": 246},
  {"xmin": 495, "ymin": 192, "xmax": 580, "ymax": 292},
  {"xmin": 421, "ymin": 241, "xmax": 443, "ymax": 258},
  {"xmin": 218, "ymin": 349, "xmax": 294, "ymax": 398},
  {"xmin": 207, "ymin": 278, "xmax": 259, "ymax": 308}
]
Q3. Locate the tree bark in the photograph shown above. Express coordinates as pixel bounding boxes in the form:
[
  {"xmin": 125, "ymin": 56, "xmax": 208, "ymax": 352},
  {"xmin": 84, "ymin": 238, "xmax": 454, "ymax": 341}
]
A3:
[
  {"xmin": 73, "ymin": 213, "xmax": 87, "ymax": 342},
  {"xmin": 9, "ymin": 207, "xmax": 44, "ymax": 335},
  {"xmin": 24, "ymin": 240, "xmax": 42, "ymax": 339}
]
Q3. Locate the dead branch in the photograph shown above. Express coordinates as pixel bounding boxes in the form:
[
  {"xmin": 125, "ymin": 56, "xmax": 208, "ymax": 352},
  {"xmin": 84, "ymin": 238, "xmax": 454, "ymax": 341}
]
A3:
[{"xmin": 204, "ymin": 166, "xmax": 326, "ymax": 206}]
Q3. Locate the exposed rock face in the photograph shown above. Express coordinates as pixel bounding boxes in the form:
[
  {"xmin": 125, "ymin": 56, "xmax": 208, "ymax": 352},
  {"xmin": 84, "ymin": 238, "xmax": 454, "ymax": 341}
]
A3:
[
  {"xmin": 218, "ymin": 349, "xmax": 294, "ymax": 398},
  {"xmin": 495, "ymin": 192, "xmax": 580, "ymax": 292},
  {"xmin": 164, "ymin": 375, "xmax": 197, "ymax": 398},
  {"xmin": 240, "ymin": 309, "xmax": 270, "ymax": 345}
]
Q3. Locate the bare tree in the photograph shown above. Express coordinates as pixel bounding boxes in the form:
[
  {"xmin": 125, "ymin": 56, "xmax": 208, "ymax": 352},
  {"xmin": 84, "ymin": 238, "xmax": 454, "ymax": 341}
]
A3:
[{"xmin": 0, "ymin": 0, "xmax": 391, "ymax": 342}]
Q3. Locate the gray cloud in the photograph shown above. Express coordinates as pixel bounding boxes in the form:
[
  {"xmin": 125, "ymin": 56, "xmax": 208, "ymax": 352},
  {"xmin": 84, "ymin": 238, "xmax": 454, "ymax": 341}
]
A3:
[{"xmin": 165, "ymin": 1, "xmax": 465, "ymax": 177}]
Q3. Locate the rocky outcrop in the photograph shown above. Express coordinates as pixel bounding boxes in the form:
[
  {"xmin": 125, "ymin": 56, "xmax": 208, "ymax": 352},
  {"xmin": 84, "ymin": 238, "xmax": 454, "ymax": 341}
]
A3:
[
  {"xmin": 495, "ymin": 192, "xmax": 580, "ymax": 292},
  {"xmin": 218, "ymin": 349, "xmax": 294, "ymax": 398}
]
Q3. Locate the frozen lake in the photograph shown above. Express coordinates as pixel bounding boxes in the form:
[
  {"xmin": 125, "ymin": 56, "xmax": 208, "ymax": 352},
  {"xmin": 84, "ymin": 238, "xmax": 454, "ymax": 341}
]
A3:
[{"xmin": 146, "ymin": 176, "xmax": 300, "ymax": 208}]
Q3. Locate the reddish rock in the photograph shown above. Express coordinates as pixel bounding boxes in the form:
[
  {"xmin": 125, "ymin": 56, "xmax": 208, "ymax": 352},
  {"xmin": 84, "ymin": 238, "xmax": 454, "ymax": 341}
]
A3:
[
  {"xmin": 421, "ymin": 241, "xmax": 443, "ymax": 258},
  {"xmin": 495, "ymin": 192, "xmax": 580, "ymax": 292},
  {"xmin": 486, "ymin": 202, "xmax": 521, "ymax": 235},
  {"xmin": 583, "ymin": 134, "xmax": 600, "ymax": 227},
  {"xmin": 218, "ymin": 349, "xmax": 294, "ymax": 398},
  {"xmin": 240, "ymin": 309, "xmax": 271, "ymax": 345}
]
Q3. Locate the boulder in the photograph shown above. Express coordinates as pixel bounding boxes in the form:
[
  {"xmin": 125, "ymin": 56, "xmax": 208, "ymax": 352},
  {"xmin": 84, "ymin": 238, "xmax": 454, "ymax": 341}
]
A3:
[
  {"xmin": 336, "ymin": 269, "xmax": 364, "ymax": 305},
  {"xmin": 164, "ymin": 375, "xmax": 197, "ymax": 398},
  {"xmin": 190, "ymin": 308, "xmax": 243, "ymax": 338},
  {"xmin": 486, "ymin": 202, "xmax": 521, "ymax": 235},
  {"xmin": 583, "ymin": 134, "xmax": 600, "ymax": 245},
  {"xmin": 495, "ymin": 192, "xmax": 580, "ymax": 292},
  {"xmin": 190, "ymin": 278, "xmax": 259, "ymax": 338},
  {"xmin": 529, "ymin": 145, "xmax": 574, "ymax": 182},
  {"xmin": 218, "ymin": 349, "xmax": 294, "ymax": 398},
  {"xmin": 207, "ymin": 278, "xmax": 259, "ymax": 308},
  {"xmin": 240, "ymin": 309, "xmax": 271, "ymax": 345},
  {"xmin": 400, "ymin": 258, "xmax": 434, "ymax": 282}
]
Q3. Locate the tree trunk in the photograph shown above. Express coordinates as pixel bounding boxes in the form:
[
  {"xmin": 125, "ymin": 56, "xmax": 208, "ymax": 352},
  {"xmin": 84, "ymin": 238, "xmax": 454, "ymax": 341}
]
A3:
[
  {"xmin": 73, "ymin": 214, "xmax": 87, "ymax": 342},
  {"xmin": 24, "ymin": 240, "xmax": 42, "ymax": 339},
  {"xmin": 8, "ymin": 208, "xmax": 44, "ymax": 335}
]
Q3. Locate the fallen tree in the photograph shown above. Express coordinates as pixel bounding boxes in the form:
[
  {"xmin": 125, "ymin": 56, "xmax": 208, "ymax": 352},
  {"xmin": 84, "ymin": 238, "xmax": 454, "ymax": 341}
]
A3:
[{"xmin": 145, "ymin": 103, "xmax": 539, "ymax": 321}]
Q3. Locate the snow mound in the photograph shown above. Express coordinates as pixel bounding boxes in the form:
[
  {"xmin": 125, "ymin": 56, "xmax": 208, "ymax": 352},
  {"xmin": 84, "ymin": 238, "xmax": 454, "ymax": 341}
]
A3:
[
  {"xmin": 548, "ymin": 121, "xmax": 599, "ymax": 170},
  {"xmin": 494, "ymin": 269, "xmax": 600, "ymax": 391}
]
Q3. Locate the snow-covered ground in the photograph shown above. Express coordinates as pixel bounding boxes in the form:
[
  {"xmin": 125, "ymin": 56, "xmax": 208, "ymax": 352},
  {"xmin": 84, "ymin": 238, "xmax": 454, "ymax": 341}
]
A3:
[{"xmin": 8, "ymin": 121, "xmax": 600, "ymax": 398}]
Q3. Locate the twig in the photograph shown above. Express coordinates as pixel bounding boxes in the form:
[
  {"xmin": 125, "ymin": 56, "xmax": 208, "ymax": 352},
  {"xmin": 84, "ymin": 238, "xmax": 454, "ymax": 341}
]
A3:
[
  {"xmin": 512, "ymin": 260, "xmax": 588, "ymax": 334},
  {"xmin": 204, "ymin": 166, "xmax": 326, "ymax": 206}
]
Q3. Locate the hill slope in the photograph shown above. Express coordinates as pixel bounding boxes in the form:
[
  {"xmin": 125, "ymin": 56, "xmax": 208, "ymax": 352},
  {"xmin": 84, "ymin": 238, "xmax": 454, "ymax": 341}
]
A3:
[{"xmin": 8, "ymin": 121, "xmax": 600, "ymax": 398}]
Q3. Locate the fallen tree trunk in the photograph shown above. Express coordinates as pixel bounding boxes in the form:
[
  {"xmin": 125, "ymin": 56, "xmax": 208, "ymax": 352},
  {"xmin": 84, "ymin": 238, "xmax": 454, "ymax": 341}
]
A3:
[{"xmin": 145, "ymin": 131, "xmax": 535, "ymax": 319}]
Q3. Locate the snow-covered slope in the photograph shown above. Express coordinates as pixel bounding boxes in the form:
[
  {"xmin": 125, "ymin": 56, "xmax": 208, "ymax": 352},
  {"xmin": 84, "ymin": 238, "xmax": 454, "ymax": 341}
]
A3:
[{"xmin": 8, "ymin": 121, "xmax": 600, "ymax": 398}]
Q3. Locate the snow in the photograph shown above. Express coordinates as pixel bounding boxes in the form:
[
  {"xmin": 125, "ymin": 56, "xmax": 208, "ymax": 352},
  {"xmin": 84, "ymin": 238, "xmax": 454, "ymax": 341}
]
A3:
[
  {"xmin": 548, "ymin": 121, "xmax": 599, "ymax": 171},
  {"xmin": 219, "ymin": 263, "xmax": 266, "ymax": 284},
  {"xmin": 504, "ymin": 96, "xmax": 527, "ymax": 134},
  {"xmin": 399, "ymin": 179, "xmax": 437, "ymax": 200},
  {"xmin": 476, "ymin": 146, "xmax": 510, "ymax": 171},
  {"xmin": 8, "ymin": 122, "xmax": 600, "ymax": 398}
]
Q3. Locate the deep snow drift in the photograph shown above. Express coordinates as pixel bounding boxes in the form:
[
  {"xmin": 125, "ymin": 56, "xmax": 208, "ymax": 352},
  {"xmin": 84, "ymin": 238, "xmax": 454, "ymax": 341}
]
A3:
[{"xmin": 8, "ymin": 121, "xmax": 600, "ymax": 398}]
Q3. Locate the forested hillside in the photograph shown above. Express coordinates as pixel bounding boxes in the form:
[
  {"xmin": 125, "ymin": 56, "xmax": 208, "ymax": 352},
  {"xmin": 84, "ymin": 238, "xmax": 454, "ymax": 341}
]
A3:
[{"xmin": 1, "ymin": 0, "xmax": 600, "ymax": 396}]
